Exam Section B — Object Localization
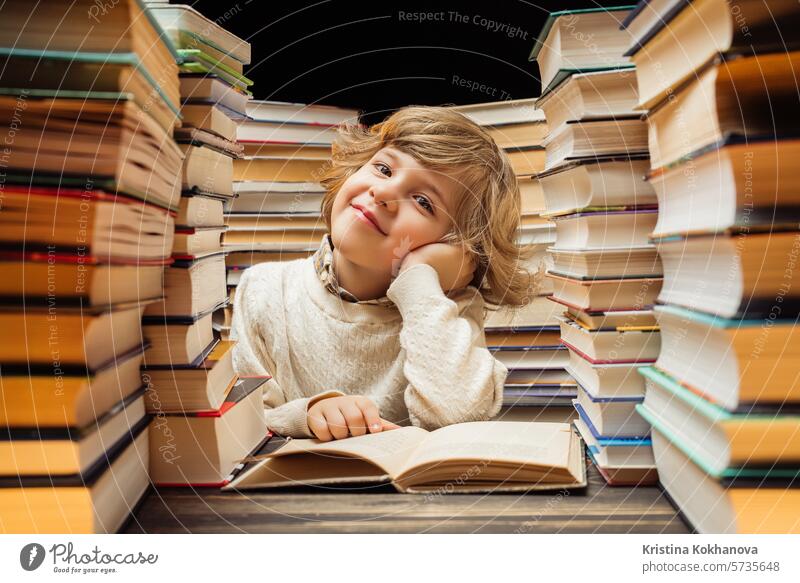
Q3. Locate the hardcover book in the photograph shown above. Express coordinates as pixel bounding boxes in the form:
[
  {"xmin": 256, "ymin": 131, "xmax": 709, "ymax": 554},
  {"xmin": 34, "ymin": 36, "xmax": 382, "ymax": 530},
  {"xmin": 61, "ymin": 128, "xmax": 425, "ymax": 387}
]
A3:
[{"xmin": 225, "ymin": 421, "xmax": 587, "ymax": 493}]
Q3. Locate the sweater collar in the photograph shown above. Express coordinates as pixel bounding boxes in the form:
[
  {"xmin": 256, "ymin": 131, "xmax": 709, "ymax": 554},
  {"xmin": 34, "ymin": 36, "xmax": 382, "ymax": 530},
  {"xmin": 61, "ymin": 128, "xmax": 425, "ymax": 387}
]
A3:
[{"xmin": 313, "ymin": 234, "xmax": 394, "ymax": 307}]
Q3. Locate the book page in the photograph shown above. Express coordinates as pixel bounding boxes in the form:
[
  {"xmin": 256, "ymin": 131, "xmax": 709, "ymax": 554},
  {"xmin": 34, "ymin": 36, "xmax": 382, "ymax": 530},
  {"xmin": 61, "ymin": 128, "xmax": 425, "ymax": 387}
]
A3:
[
  {"xmin": 401, "ymin": 421, "xmax": 573, "ymax": 475},
  {"xmin": 269, "ymin": 426, "xmax": 430, "ymax": 478}
]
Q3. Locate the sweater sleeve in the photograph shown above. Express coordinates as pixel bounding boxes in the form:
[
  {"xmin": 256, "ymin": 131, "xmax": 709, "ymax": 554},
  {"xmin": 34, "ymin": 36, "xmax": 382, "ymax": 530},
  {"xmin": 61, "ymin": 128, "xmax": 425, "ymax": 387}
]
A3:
[
  {"xmin": 386, "ymin": 263, "xmax": 507, "ymax": 430},
  {"xmin": 231, "ymin": 265, "xmax": 273, "ymax": 377},
  {"xmin": 231, "ymin": 264, "xmax": 344, "ymax": 438},
  {"xmin": 261, "ymin": 379, "xmax": 343, "ymax": 438}
]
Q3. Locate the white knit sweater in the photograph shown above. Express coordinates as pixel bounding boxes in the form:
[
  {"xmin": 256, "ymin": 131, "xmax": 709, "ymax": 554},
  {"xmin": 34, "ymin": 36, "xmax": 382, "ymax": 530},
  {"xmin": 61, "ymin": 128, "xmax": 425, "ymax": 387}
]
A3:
[{"xmin": 231, "ymin": 256, "xmax": 507, "ymax": 438}]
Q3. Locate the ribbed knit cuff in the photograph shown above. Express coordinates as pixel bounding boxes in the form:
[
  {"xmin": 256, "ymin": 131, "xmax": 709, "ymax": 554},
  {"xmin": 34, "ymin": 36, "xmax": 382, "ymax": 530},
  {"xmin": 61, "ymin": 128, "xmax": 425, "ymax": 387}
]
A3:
[
  {"xmin": 266, "ymin": 390, "xmax": 343, "ymax": 439},
  {"xmin": 387, "ymin": 263, "xmax": 445, "ymax": 312},
  {"xmin": 271, "ymin": 398, "xmax": 315, "ymax": 438}
]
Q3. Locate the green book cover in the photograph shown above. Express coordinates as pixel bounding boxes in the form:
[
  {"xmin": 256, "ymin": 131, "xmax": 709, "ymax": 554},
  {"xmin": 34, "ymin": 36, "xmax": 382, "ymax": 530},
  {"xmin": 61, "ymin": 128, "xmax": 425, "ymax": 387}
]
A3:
[
  {"xmin": 529, "ymin": 6, "xmax": 636, "ymax": 61},
  {"xmin": 177, "ymin": 49, "xmax": 254, "ymax": 86},
  {"xmin": 175, "ymin": 30, "xmax": 248, "ymax": 66}
]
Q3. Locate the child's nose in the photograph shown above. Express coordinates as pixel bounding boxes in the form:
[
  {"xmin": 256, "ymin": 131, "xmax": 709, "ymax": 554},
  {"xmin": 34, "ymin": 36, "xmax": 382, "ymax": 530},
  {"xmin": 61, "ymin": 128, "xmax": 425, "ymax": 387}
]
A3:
[{"xmin": 370, "ymin": 184, "xmax": 399, "ymax": 213}]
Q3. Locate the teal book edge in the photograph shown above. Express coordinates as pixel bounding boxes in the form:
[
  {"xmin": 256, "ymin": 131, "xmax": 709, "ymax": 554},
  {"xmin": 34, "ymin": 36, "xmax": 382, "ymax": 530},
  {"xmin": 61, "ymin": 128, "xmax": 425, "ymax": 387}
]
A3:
[
  {"xmin": 0, "ymin": 88, "xmax": 134, "ymax": 101},
  {"xmin": 529, "ymin": 5, "xmax": 636, "ymax": 61},
  {"xmin": 0, "ymin": 47, "xmax": 181, "ymax": 117},
  {"xmin": 654, "ymin": 304, "xmax": 767, "ymax": 329},
  {"xmin": 639, "ymin": 366, "xmax": 800, "ymax": 421},
  {"xmin": 637, "ymin": 366, "xmax": 800, "ymax": 479},
  {"xmin": 640, "ymin": 366, "xmax": 733, "ymax": 422},
  {"xmin": 138, "ymin": 0, "xmax": 181, "ymax": 62},
  {"xmin": 636, "ymin": 404, "xmax": 800, "ymax": 480}
]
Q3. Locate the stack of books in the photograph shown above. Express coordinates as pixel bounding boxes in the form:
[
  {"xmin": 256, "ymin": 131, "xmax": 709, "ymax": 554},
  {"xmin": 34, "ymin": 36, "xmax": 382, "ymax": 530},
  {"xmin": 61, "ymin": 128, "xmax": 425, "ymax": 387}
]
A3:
[
  {"xmin": 221, "ymin": 100, "xmax": 359, "ymax": 339},
  {"xmin": 0, "ymin": 0, "xmax": 181, "ymax": 533},
  {"xmin": 227, "ymin": 100, "xmax": 360, "ymax": 255},
  {"xmin": 483, "ymin": 301, "xmax": 578, "ymax": 424},
  {"xmin": 530, "ymin": 6, "xmax": 661, "ymax": 486},
  {"xmin": 451, "ymin": 99, "xmax": 578, "ymax": 422},
  {"xmin": 449, "ymin": 99, "xmax": 551, "ymax": 248},
  {"xmin": 625, "ymin": 0, "xmax": 800, "ymax": 532},
  {"xmin": 142, "ymin": 2, "xmax": 270, "ymax": 488},
  {"xmin": 147, "ymin": 0, "xmax": 248, "ymax": 337}
]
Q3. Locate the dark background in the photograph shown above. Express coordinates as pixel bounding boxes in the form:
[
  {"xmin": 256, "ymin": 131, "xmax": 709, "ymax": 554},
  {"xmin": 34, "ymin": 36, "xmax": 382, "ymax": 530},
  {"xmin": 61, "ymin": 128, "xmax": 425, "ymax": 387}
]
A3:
[{"xmin": 186, "ymin": 1, "xmax": 620, "ymax": 123}]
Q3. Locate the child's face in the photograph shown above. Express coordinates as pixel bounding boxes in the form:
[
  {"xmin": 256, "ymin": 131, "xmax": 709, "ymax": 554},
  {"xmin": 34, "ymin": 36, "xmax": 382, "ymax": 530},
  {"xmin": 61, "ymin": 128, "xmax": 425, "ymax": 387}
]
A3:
[{"xmin": 330, "ymin": 146, "xmax": 461, "ymax": 273}]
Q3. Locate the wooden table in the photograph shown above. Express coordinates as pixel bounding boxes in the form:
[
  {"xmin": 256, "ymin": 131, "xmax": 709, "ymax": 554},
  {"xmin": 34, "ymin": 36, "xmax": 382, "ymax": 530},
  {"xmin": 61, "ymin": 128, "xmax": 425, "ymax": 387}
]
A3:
[{"xmin": 124, "ymin": 453, "xmax": 690, "ymax": 534}]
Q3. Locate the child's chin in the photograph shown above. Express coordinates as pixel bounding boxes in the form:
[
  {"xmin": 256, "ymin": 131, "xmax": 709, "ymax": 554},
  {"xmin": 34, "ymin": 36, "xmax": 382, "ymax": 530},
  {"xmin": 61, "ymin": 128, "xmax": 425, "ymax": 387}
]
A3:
[
  {"xmin": 333, "ymin": 222, "xmax": 371, "ymax": 249},
  {"xmin": 335, "ymin": 239, "xmax": 391, "ymax": 270}
]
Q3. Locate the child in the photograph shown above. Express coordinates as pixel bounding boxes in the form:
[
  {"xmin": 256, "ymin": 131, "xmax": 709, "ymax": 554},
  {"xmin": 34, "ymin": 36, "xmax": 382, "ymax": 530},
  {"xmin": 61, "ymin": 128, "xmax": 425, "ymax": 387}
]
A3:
[{"xmin": 232, "ymin": 106, "xmax": 537, "ymax": 441}]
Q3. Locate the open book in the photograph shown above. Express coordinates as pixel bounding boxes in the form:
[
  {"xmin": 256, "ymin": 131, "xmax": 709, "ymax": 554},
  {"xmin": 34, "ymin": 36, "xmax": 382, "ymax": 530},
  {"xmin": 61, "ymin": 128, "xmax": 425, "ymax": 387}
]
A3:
[{"xmin": 223, "ymin": 421, "xmax": 586, "ymax": 494}]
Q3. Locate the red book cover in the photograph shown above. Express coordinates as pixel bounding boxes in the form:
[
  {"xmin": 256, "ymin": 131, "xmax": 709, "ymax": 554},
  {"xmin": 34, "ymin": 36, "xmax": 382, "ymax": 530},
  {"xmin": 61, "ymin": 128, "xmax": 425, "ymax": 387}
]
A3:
[
  {"xmin": 0, "ymin": 249, "xmax": 174, "ymax": 267},
  {"xmin": 547, "ymin": 295, "xmax": 651, "ymax": 314},
  {"xmin": 561, "ymin": 339, "xmax": 657, "ymax": 366},
  {"xmin": 0, "ymin": 185, "xmax": 177, "ymax": 216},
  {"xmin": 153, "ymin": 377, "xmax": 273, "ymax": 488}
]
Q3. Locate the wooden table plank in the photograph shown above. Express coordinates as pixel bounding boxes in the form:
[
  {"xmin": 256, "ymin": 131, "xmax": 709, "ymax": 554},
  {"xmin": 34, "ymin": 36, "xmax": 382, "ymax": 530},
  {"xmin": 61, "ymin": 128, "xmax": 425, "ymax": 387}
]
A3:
[{"xmin": 123, "ymin": 460, "xmax": 690, "ymax": 534}]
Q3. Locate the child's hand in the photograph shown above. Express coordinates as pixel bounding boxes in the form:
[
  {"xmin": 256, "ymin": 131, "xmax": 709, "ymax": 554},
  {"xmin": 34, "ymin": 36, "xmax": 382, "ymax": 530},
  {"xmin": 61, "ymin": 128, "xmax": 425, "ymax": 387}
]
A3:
[
  {"xmin": 399, "ymin": 242, "xmax": 476, "ymax": 292},
  {"xmin": 307, "ymin": 395, "xmax": 400, "ymax": 441}
]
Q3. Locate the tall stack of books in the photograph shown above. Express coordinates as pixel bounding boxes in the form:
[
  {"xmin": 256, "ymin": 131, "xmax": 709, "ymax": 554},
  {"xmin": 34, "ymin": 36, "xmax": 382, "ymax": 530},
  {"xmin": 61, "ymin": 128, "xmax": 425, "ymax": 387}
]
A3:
[
  {"xmin": 530, "ymin": 6, "xmax": 661, "ymax": 485},
  {"xmin": 624, "ymin": 0, "xmax": 800, "ymax": 532},
  {"xmin": 142, "ymin": 2, "xmax": 269, "ymax": 488},
  {"xmin": 483, "ymin": 302, "xmax": 577, "ymax": 423},
  {"xmin": 0, "ymin": 0, "xmax": 181, "ymax": 532},
  {"xmin": 222, "ymin": 100, "xmax": 359, "ymax": 340},
  {"xmin": 450, "ymin": 99, "xmax": 577, "ymax": 423}
]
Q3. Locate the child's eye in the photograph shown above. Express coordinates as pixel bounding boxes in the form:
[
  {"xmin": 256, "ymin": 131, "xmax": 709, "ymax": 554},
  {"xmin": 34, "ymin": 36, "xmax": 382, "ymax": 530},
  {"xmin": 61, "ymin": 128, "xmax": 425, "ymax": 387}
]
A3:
[
  {"xmin": 413, "ymin": 194, "xmax": 434, "ymax": 214},
  {"xmin": 374, "ymin": 162, "xmax": 392, "ymax": 177}
]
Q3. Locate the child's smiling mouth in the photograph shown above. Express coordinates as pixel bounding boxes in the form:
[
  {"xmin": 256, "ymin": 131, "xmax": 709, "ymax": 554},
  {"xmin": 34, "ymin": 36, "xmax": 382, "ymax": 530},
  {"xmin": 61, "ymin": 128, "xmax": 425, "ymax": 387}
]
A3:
[{"xmin": 350, "ymin": 203, "xmax": 387, "ymax": 235}]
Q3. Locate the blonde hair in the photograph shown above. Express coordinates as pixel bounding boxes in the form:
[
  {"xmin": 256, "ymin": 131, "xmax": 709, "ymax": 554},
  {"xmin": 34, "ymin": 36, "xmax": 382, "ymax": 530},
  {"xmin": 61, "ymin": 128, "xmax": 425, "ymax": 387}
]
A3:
[{"xmin": 320, "ymin": 105, "xmax": 540, "ymax": 307}]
